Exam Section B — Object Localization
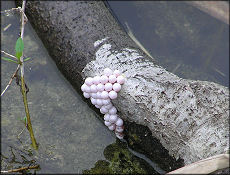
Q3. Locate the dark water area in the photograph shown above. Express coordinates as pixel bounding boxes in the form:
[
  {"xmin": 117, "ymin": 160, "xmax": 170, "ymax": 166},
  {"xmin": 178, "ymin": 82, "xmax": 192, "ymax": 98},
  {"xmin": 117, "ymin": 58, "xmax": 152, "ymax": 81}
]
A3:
[{"xmin": 106, "ymin": 1, "xmax": 229, "ymax": 87}]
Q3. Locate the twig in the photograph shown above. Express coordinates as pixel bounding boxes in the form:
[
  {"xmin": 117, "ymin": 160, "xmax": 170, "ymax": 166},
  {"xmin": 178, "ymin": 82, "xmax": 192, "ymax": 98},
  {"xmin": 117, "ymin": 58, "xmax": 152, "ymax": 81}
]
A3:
[
  {"xmin": 3, "ymin": 24, "xmax": 12, "ymax": 31},
  {"xmin": 1, "ymin": 165, "xmax": 39, "ymax": 173},
  {"xmin": 17, "ymin": 126, "xmax": 26, "ymax": 139},
  {"xmin": 1, "ymin": 65, "xmax": 20, "ymax": 96},
  {"xmin": 0, "ymin": 7, "xmax": 28, "ymax": 22},
  {"xmin": 1, "ymin": 50, "xmax": 18, "ymax": 60}
]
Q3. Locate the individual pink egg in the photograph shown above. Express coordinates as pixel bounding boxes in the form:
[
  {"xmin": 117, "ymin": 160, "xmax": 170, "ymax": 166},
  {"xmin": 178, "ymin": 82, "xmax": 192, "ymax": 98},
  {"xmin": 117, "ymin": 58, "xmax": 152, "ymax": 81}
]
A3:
[
  {"xmin": 109, "ymin": 91, "xmax": 117, "ymax": 99},
  {"xmin": 100, "ymin": 106, "xmax": 109, "ymax": 114},
  {"xmin": 117, "ymin": 75, "xmax": 125, "ymax": 84},
  {"xmin": 113, "ymin": 70, "xmax": 121, "ymax": 77},
  {"xmin": 91, "ymin": 93, "xmax": 97, "ymax": 99},
  {"xmin": 109, "ymin": 106, "xmax": 117, "ymax": 115},
  {"xmin": 81, "ymin": 84, "xmax": 87, "ymax": 92},
  {"xmin": 84, "ymin": 85, "xmax": 91, "ymax": 93},
  {"xmin": 116, "ymin": 118, "xmax": 123, "ymax": 126},
  {"xmin": 101, "ymin": 91, "xmax": 109, "ymax": 99},
  {"xmin": 85, "ymin": 77, "xmax": 94, "ymax": 86},
  {"xmin": 115, "ymin": 132, "xmax": 124, "ymax": 139},
  {"xmin": 115, "ymin": 125, "xmax": 124, "ymax": 132},
  {"xmin": 93, "ymin": 76, "xmax": 101, "ymax": 85},
  {"xmin": 102, "ymin": 99, "xmax": 110, "ymax": 105},
  {"xmin": 96, "ymin": 92, "xmax": 102, "ymax": 99},
  {"xmin": 108, "ymin": 124, "xmax": 116, "ymax": 131},
  {"xmin": 96, "ymin": 99, "xmax": 103, "ymax": 106},
  {"xmin": 104, "ymin": 114, "xmax": 110, "ymax": 121},
  {"xmin": 104, "ymin": 83, "xmax": 113, "ymax": 92},
  {"xmin": 104, "ymin": 68, "xmax": 113, "ymax": 77},
  {"xmin": 109, "ymin": 114, "xmax": 118, "ymax": 123},
  {"xmin": 113, "ymin": 83, "xmax": 121, "ymax": 92},
  {"xmin": 100, "ymin": 75, "xmax": 109, "ymax": 84},
  {"xmin": 104, "ymin": 103, "xmax": 113, "ymax": 110},
  {"xmin": 83, "ymin": 92, "xmax": 90, "ymax": 98},
  {"xmin": 104, "ymin": 121, "xmax": 112, "ymax": 127},
  {"xmin": 90, "ymin": 98, "xmax": 97, "ymax": 105},
  {"xmin": 90, "ymin": 84, "xmax": 97, "ymax": 93},
  {"xmin": 97, "ymin": 83, "xmax": 104, "ymax": 92},
  {"xmin": 95, "ymin": 105, "xmax": 100, "ymax": 109},
  {"xmin": 109, "ymin": 75, "xmax": 117, "ymax": 84}
]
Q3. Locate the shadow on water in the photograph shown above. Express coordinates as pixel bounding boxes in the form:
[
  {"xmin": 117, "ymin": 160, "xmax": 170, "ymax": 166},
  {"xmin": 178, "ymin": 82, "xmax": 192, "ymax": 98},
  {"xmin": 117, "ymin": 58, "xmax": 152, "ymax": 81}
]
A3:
[{"xmin": 106, "ymin": 1, "xmax": 229, "ymax": 87}]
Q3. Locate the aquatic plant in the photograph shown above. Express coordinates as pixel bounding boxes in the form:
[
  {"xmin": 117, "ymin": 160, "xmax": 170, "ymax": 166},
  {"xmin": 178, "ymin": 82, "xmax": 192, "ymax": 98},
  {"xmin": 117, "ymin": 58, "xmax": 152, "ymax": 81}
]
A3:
[{"xmin": 1, "ymin": 0, "xmax": 38, "ymax": 150}]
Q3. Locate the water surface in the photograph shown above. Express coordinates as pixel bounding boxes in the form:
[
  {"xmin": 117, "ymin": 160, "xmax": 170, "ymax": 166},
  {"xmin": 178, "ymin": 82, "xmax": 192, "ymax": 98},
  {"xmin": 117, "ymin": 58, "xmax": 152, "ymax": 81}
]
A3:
[
  {"xmin": 107, "ymin": 1, "xmax": 229, "ymax": 87},
  {"xmin": 1, "ymin": 1, "xmax": 115, "ymax": 173}
]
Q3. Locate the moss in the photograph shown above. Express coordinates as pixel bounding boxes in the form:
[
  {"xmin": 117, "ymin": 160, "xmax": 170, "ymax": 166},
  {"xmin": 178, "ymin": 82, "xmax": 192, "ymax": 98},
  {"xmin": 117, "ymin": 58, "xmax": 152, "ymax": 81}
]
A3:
[
  {"xmin": 82, "ymin": 160, "xmax": 112, "ymax": 174},
  {"xmin": 83, "ymin": 139, "xmax": 158, "ymax": 174}
]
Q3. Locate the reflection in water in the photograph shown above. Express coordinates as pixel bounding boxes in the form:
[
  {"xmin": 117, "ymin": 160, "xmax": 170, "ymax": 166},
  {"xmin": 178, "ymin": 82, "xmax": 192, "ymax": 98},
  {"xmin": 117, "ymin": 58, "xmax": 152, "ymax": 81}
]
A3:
[{"xmin": 107, "ymin": 1, "xmax": 229, "ymax": 87}]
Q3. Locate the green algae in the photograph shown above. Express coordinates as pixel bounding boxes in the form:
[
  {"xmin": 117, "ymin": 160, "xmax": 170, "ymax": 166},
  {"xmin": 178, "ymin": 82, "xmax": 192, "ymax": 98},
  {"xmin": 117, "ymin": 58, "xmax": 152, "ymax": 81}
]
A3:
[{"xmin": 83, "ymin": 139, "xmax": 158, "ymax": 174}]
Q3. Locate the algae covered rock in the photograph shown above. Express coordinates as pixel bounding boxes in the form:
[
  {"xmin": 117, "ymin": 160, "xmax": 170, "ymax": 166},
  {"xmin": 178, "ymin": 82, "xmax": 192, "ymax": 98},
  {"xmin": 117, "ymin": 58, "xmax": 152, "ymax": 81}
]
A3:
[{"xmin": 83, "ymin": 139, "xmax": 158, "ymax": 174}]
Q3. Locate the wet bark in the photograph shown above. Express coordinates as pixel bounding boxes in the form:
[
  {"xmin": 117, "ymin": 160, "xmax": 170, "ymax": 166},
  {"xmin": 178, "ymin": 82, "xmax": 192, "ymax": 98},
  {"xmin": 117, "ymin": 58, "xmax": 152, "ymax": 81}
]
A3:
[{"xmin": 20, "ymin": 0, "xmax": 229, "ymax": 166}]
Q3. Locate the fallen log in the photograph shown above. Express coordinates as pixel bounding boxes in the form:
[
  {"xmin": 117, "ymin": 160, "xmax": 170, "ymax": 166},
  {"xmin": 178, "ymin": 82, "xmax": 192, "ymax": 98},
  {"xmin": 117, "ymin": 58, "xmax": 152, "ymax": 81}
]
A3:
[{"xmin": 19, "ymin": 0, "xmax": 229, "ymax": 171}]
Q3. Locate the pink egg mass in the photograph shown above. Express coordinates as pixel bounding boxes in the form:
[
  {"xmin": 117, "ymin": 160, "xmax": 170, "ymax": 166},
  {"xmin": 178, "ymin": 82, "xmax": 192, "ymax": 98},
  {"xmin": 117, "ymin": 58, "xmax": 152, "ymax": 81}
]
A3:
[
  {"xmin": 109, "ymin": 114, "xmax": 118, "ymax": 123},
  {"xmin": 101, "ymin": 91, "xmax": 109, "ymax": 99},
  {"xmin": 117, "ymin": 75, "xmax": 125, "ymax": 84},
  {"xmin": 104, "ymin": 114, "xmax": 110, "ymax": 121},
  {"xmin": 83, "ymin": 92, "xmax": 90, "ymax": 98},
  {"xmin": 109, "ymin": 91, "xmax": 117, "ymax": 99},
  {"xmin": 90, "ymin": 84, "xmax": 97, "ymax": 93},
  {"xmin": 113, "ymin": 83, "xmax": 121, "ymax": 92},
  {"xmin": 108, "ymin": 124, "xmax": 116, "ymax": 131},
  {"xmin": 97, "ymin": 83, "xmax": 104, "ymax": 92},
  {"xmin": 85, "ymin": 77, "xmax": 94, "ymax": 86},
  {"xmin": 109, "ymin": 106, "xmax": 117, "ymax": 115},
  {"xmin": 93, "ymin": 76, "xmax": 101, "ymax": 85},
  {"xmin": 113, "ymin": 70, "xmax": 121, "ymax": 77},
  {"xmin": 100, "ymin": 75, "xmax": 109, "ymax": 84},
  {"xmin": 109, "ymin": 75, "xmax": 117, "ymax": 84},
  {"xmin": 82, "ymin": 68, "xmax": 125, "ymax": 139},
  {"xmin": 105, "ymin": 83, "xmax": 113, "ymax": 92},
  {"xmin": 104, "ymin": 68, "xmax": 113, "ymax": 76}
]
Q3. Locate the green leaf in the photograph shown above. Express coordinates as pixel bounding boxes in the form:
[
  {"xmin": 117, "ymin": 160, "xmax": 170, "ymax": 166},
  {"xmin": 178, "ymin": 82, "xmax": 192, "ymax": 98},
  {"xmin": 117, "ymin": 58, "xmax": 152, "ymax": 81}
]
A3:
[
  {"xmin": 24, "ymin": 116, "xmax": 27, "ymax": 124},
  {"xmin": 24, "ymin": 57, "xmax": 31, "ymax": 62},
  {"xmin": 15, "ymin": 52, "xmax": 22, "ymax": 60},
  {"xmin": 1, "ymin": 57, "xmax": 19, "ymax": 64},
  {"xmin": 15, "ymin": 37, "xmax": 24, "ymax": 59}
]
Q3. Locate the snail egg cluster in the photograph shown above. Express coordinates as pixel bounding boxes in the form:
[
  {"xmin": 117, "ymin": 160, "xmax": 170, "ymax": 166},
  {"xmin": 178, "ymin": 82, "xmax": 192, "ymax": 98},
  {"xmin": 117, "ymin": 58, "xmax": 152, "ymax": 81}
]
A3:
[{"xmin": 81, "ymin": 68, "xmax": 125, "ymax": 139}]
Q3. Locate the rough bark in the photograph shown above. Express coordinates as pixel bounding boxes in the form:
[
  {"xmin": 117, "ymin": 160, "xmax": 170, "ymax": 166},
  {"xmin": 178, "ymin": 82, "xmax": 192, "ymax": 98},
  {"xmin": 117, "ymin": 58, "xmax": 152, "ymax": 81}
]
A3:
[{"xmin": 21, "ymin": 1, "xmax": 229, "ymax": 166}]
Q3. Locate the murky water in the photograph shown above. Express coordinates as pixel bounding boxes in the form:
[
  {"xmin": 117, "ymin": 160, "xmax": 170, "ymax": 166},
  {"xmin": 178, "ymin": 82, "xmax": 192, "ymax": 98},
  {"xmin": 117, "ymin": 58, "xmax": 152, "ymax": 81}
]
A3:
[
  {"xmin": 1, "ymin": 1, "xmax": 116, "ymax": 173},
  {"xmin": 107, "ymin": 1, "xmax": 229, "ymax": 87}
]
